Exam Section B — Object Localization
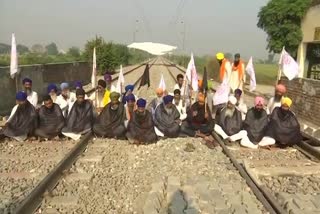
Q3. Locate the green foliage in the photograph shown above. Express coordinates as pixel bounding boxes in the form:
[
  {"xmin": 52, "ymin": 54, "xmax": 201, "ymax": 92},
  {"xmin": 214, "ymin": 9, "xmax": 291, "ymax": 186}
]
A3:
[
  {"xmin": 31, "ymin": 44, "xmax": 45, "ymax": 54},
  {"xmin": 17, "ymin": 44, "xmax": 30, "ymax": 54},
  {"xmin": 0, "ymin": 43, "xmax": 10, "ymax": 54},
  {"xmin": 45, "ymin": 42, "xmax": 59, "ymax": 55},
  {"xmin": 67, "ymin": 46, "xmax": 81, "ymax": 58},
  {"xmin": 257, "ymin": 0, "xmax": 312, "ymax": 57}
]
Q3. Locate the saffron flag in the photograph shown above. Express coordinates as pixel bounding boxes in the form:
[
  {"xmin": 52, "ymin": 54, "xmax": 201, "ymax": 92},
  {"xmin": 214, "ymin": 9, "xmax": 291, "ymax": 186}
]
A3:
[
  {"xmin": 10, "ymin": 33, "xmax": 18, "ymax": 79},
  {"xmin": 279, "ymin": 47, "xmax": 299, "ymax": 81},
  {"xmin": 116, "ymin": 65, "xmax": 125, "ymax": 93},
  {"xmin": 185, "ymin": 53, "xmax": 199, "ymax": 92},
  {"xmin": 91, "ymin": 47, "xmax": 97, "ymax": 89},
  {"xmin": 245, "ymin": 57, "xmax": 256, "ymax": 92},
  {"xmin": 213, "ymin": 83, "xmax": 230, "ymax": 106},
  {"xmin": 159, "ymin": 73, "xmax": 166, "ymax": 91}
]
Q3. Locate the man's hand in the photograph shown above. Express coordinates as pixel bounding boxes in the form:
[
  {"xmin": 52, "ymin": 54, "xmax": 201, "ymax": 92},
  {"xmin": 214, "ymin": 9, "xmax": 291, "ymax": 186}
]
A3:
[{"xmin": 205, "ymin": 112, "xmax": 209, "ymax": 119}]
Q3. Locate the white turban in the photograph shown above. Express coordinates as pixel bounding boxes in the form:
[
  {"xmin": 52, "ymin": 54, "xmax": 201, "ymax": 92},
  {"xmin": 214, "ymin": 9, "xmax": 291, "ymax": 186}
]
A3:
[{"xmin": 228, "ymin": 95, "xmax": 237, "ymax": 105}]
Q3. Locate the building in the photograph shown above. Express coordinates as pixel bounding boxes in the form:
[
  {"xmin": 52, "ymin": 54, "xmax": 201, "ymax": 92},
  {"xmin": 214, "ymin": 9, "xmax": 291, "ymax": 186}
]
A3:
[{"xmin": 296, "ymin": 0, "xmax": 320, "ymax": 79}]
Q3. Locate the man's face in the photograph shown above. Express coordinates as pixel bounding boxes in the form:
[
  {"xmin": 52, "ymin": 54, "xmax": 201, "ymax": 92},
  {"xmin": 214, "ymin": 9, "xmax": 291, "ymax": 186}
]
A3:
[
  {"xmin": 234, "ymin": 56, "xmax": 240, "ymax": 63},
  {"xmin": 137, "ymin": 107, "xmax": 145, "ymax": 114},
  {"xmin": 16, "ymin": 100, "xmax": 26, "ymax": 105},
  {"xmin": 49, "ymin": 90, "xmax": 56, "ymax": 97},
  {"xmin": 111, "ymin": 100, "xmax": 119, "ymax": 109},
  {"xmin": 174, "ymin": 94, "xmax": 180, "ymax": 102},
  {"xmin": 227, "ymin": 102, "xmax": 235, "ymax": 110},
  {"xmin": 97, "ymin": 85, "xmax": 105, "ymax": 93},
  {"xmin": 281, "ymin": 104, "xmax": 290, "ymax": 111},
  {"xmin": 198, "ymin": 100, "xmax": 205, "ymax": 106},
  {"xmin": 165, "ymin": 102, "xmax": 173, "ymax": 109},
  {"xmin": 255, "ymin": 104, "xmax": 264, "ymax": 111},
  {"xmin": 178, "ymin": 77, "xmax": 183, "ymax": 86},
  {"xmin": 76, "ymin": 95, "xmax": 85, "ymax": 104},
  {"xmin": 235, "ymin": 93, "xmax": 241, "ymax": 101},
  {"xmin": 127, "ymin": 100, "xmax": 135, "ymax": 108},
  {"xmin": 62, "ymin": 88, "xmax": 70, "ymax": 96},
  {"xmin": 44, "ymin": 99, "xmax": 53, "ymax": 109},
  {"xmin": 156, "ymin": 92, "xmax": 163, "ymax": 98},
  {"xmin": 24, "ymin": 82, "xmax": 32, "ymax": 92}
]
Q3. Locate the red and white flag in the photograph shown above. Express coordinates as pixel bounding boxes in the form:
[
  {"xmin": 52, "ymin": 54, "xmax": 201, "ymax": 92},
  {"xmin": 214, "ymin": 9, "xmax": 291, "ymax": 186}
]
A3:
[
  {"xmin": 10, "ymin": 33, "xmax": 18, "ymax": 79},
  {"xmin": 185, "ymin": 53, "xmax": 198, "ymax": 92},
  {"xmin": 159, "ymin": 73, "xmax": 166, "ymax": 91},
  {"xmin": 91, "ymin": 47, "xmax": 97, "ymax": 89},
  {"xmin": 279, "ymin": 47, "xmax": 299, "ymax": 81},
  {"xmin": 116, "ymin": 65, "xmax": 125, "ymax": 94},
  {"xmin": 246, "ymin": 56, "xmax": 256, "ymax": 92}
]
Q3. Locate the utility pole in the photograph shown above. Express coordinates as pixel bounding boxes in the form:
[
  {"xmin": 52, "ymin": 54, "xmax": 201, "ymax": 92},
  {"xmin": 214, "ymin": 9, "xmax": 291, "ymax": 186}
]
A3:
[
  {"xmin": 133, "ymin": 19, "xmax": 139, "ymax": 42},
  {"xmin": 181, "ymin": 21, "xmax": 186, "ymax": 66}
]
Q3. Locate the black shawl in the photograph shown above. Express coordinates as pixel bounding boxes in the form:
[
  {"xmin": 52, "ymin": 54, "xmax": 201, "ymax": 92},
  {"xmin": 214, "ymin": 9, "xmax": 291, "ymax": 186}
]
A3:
[
  {"xmin": 154, "ymin": 104, "xmax": 180, "ymax": 137},
  {"xmin": 243, "ymin": 107, "xmax": 268, "ymax": 142},
  {"xmin": 186, "ymin": 102, "xmax": 213, "ymax": 128},
  {"xmin": 217, "ymin": 107, "xmax": 242, "ymax": 136}
]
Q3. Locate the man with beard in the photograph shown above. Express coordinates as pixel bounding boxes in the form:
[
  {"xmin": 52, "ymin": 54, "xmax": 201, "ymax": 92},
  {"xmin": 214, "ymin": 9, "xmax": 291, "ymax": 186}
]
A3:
[
  {"xmin": 126, "ymin": 98, "xmax": 157, "ymax": 145},
  {"xmin": 154, "ymin": 95, "xmax": 181, "ymax": 138},
  {"xmin": 234, "ymin": 89, "xmax": 247, "ymax": 120},
  {"xmin": 34, "ymin": 95, "xmax": 65, "ymax": 140},
  {"xmin": 62, "ymin": 89, "xmax": 95, "ymax": 140},
  {"xmin": 216, "ymin": 53, "xmax": 232, "ymax": 86},
  {"xmin": 22, "ymin": 78, "xmax": 38, "ymax": 107},
  {"xmin": 93, "ymin": 92, "xmax": 126, "ymax": 139},
  {"xmin": 181, "ymin": 93, "xmax": 216, "ymax": 147},
  {"xmin": 124, "ymin": 94, "xmax": 136, "ymax": 128},
  {"xmin": 56, "ymin": 82, "xmax": 76, "ymax": 117},
  {"xmin": 230, "ymin": 53, "xmax": 245, "ymax": 92},
  {"xmin": 89, "ymin": 79, "xmax": 107, "ymax": 113},
  {"xmin": 173, "ymin": 89, "xmax": 187, "ymax": 121},
  {"xmin": 214, "ymin": 95, "xmax": 246, "ymax": 146},
  {"xmin": 259, "ymin": 97, "xmax": 302, "ymax": 147},
  {"xmin": 148, "ymin": 88, "xmax": 164, "ymax": 117},
  {"xmin": 47, "ymin": 83, "xmax": 58, "ymax": 103},
  {"xmin": 240, "ymin": 97, "xmax": 269, "ymax": 149},
  {"xmin": 0, "ymin": 91, "xmax": 37, "ymax": 142},
  {"xmin": 267, "ymin": 84, "xmax": 286, "ymax": 115}
]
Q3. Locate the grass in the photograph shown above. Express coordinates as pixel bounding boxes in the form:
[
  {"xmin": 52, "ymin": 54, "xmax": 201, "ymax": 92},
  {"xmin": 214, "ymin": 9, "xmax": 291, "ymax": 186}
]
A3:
[{"xmin": 254, "ymin": 64, "xmax": 278, "ymax": 85}]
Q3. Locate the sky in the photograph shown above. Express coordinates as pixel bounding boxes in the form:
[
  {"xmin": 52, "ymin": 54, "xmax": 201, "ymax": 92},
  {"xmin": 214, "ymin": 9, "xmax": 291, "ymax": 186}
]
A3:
[{"xmin": 0, "ymin": 0, "xmax": 270, "ymax": 59}]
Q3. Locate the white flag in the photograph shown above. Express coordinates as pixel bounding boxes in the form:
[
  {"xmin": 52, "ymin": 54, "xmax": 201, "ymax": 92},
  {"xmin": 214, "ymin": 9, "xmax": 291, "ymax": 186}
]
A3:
[
  {"xmin": 185, "ymin": 53, "xmax": 198, "ymax": 92},
  {"xmin": 279, "ymin": 47, "xmax": 299, "ymax": 81},
  {"xmin": 10, "ymin": 33, "xmax": 18, "ymax": 79},
  {"xmin": 246, "ymin": 56, "xmax": 256, "ymax": 92},
  {"xmin": 159, "ymin": 73, "xmax": 166, "ymax": 91},
  {"xmin": 116, "ymin": 65, "xmax": 125, "ymax": 93},
  {"xmin": 91, "ymin": 47, "xmax": 97, "ymax": 89}
]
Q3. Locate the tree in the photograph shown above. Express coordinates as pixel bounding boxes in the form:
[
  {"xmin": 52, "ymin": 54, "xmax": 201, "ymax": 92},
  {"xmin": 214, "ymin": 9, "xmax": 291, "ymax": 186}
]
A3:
[
  {"xmin": 0, "ymin": 43, "xmax": 10, "ymax": 54},
  {"xmin": 225, "ymin": 53, "xmax": 233, "ymax": 60},
  {"xmin": 257, "ymin": 0, "xmax": 312, "ymax": 57},
  {"xmin": 17, "ymin": 44, "xmax": 30, "ymax": 54},
  {"xmin": 67, "ymin": 46, "xmax": 80, "ymax": 57},
  {"xmin": 31, "ymin": 44, "xmax": 45, "ymax": 54},
  {"xmin": 45, "ymin": 42, "xmax": 59, "ymax": 55}
]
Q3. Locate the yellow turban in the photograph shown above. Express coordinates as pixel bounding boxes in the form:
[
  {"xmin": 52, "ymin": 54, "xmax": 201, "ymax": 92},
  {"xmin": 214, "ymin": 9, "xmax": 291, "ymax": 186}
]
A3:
[
  {"xmin": 216, "ymin": 52, "xmax": 224, "ymax": 60},
  {"xmin": 281, "ymin": 97, "xmax": 292, "ymax": 108}
]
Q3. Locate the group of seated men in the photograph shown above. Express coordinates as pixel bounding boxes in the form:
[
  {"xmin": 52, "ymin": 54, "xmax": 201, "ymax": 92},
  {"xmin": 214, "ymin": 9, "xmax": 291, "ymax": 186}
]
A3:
[{"xmin": 0, "ymin": 74, "xmax": 302, "ymax": 149}]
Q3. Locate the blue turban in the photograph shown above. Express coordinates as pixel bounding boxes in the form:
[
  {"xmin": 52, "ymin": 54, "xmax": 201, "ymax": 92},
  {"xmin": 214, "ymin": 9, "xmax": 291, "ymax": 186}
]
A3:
[
  {"xmin": 74, "ymin": 81, "xmax": 83, "ymax": 89},
  {"xmin": 22, "ymin": 78, "xmax": 32, "ymax": 84},
  {"xmin": 125, "ymin": 94, "xmax": 136, "ymax": 103},
  {"xmin": 235, "ymin": 89, "xmax": 242, "ymax": 96},
  {"xmin": 16, "ymin": 91, "xmax": 27, "ymax": 101},
  {"xmin": 47, "ymin": 84, "xmax": 57, "ymax": 93},
  {"xmin": 60, "ymin": 82, "xmax": 69, "ymax": 90},
  {"xmin": 137, "ymin": 98, "xmax": 146, "ymax": 108},
  {"xmin": 125, "ymin": 84, "xmax": 134, "ymax": 92},
  {"xmin": 163, "ymin": 95, "xmax": 174, "ymax": 105},
  {"xmin": 104, "ymin": 73, "xmax": 112, "ymax": 81}
]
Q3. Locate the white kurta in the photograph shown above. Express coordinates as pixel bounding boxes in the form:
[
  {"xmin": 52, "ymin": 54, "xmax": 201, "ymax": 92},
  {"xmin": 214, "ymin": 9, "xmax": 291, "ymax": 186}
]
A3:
[
  {"xmin": 27, "ymin": 91, "xmax": 38, "ymax": 107},
  {"xmin": 266, "ymin": 97, "xmax": 281, "ymax": 115},
  {"xmin": 222, "ymin": 61, "xmax": 232, "ymax": 85},
  {"xmin": 174, "ymin": 99, "xmax": 187, "ymax": 121},
  {"xmin": 230, "ymin": 63, "xmax": 245, "ymax": 92},
  {"xmin": 56, "ymin": 92, "xmax": 76, "ymax": 117},
  {"xmin": 236, "ymin": 99, "xmax": 248, "ymax": 121}
]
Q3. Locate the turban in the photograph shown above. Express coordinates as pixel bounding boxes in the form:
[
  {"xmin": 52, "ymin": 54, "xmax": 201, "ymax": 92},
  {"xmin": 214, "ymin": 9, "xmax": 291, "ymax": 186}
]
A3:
[
  {"xmin": 76, "ymin": 88, "xmax": 85, "ymax": 96},
  {"xmin": 16, "ymin": 91, "xmax": 27, "ymax": 101},
  {"xmin": 275, "ymin": 84, "xmax": 286, "ymax": 94},
  {"xmin": 234, "ymin": 89, "xmax": 242, "ymax": 96},
  {"xmin": 137, "ymin": 98, "xmax": 147, "ymax": 108},
  {"xmin": 281, "ymin": 97, "xmax": 292, "ymax": 108},
  {"xmin": 125, "ymin": 84, "xmax": 134, "ymax": 92},
  {"xmin": 110, "ymin": 92, "xmax": 120, "ymax": 102},
  {"xmin": 156, "ymin": 88, "xmax": 164, "ymax": 95},
  {"xmin": 198, "ymin": 80, "xmax": 203, "ymax": 88},
  {"xmin": 98, "ymin": 79, "xmax": 106, "ymax": 88},
  {"xmin": 74, "ymin": 81, "xmax": 83, "ymax": 89},
  {"xmin": 255, "ymin": 96, "xmax": 265, "ymax": 106},
  {"xmin": 174, "ymin": 89, "xmax": 181, "ymax": 95},
  {"xmin": 104, "ymin": 73, "xmax": 112, "ymax": 81},
  {"xmin": 22, "ymin": 78, "xmax": 32, "ymax": 84},
  {"xmin": 47, "ymin": 84, "xmax": 57, "ymax": 93},
  {"xmin": 216, "ymin": 53, "xmax": 224, "ymax": 60},
  {"xmin": 43, "ymin": 95, "xmax": 52, "ymax": 101},
  {"xmin": 60, "ymin": 82, "xmax": 69, "ymax": 90},
  {"xmin": 126, "ymin": 94, "xmax": 136, "ymax": 102},
  {"xmin": 228, "ymin": 95, "xmax": 237, "ymax": 105},
  {"xmin": 198, "ymin": 93, "xmax": 205, "ymax": 103},
  {"xmin": 163, "ymin": 95, "xmax": 174, "ymax": 105}
]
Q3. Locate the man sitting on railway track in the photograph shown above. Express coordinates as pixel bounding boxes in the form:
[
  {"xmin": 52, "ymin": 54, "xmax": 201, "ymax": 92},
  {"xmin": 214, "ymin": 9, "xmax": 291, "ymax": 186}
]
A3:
[
  {"xmin": 89, "ymin": 79, "xmax": 107, "ymax": 113},
  {"xmin": 0, "ymin": 91, "xmax": 37, "ymax": 142},
  {"xmin": 267, "ymin": 84, "xmax": 286, "ymax": 115},
  {"xmin": 34, "ymin": 95, "xmax": 65, "ymax": 140},
  {"xmin": 93, "ymin": 92, "xmax": 126, "ymax": 139},
  {"xmin": 126, "ymin": 98, "xmax": 158, "ymax": 145},
  {"xmin": 240, "ymin": 97, "xmax": 269, "ymax": 149},
  {"xmin": 56, "ymin": 82, "xmax": 76, "ymax": 117},
  {"xmin": 234, "ymin": 89, "xmax": 247, "ymax": 121},
  {"xmin": 214, "ymin": 95, "xmax": 246, "ymax": 146},
  {"xmin": 259, "ymin": 97, "xmax": 302, "ymax": 148},
  {"xmin": 121, "ymin": 84, "xmax": 135, "ymax": 104},
  {"xmin": 124, "ymin": 94, "xmax": 136, "ymax": 128},
  {"xmin": 22, "ymin": 78, "xmax": 38, "ymax": 108},
  {"xmin": 148, "ymin": 88, "xmax": 164, "ymax": 117},
  {"xmin": 173, "ymin": 89, "xmax": 187, "ymax": 121},
  {"xmin": 154, "ymin": 95, "xmax": 181, "ymax": 138},
  {"xmin": 62, "ymin": 89, "xmax": 95, "ymax": 141},
  {"xmin": 180, "ymin": 93, "xmax": 216, "ymax": 148}
]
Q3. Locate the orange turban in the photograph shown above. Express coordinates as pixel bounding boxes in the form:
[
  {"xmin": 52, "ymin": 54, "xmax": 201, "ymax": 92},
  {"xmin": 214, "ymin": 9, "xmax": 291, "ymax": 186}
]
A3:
[
  {"xmin": 156, "ymin": 88, "xmax": 164, "ymax": 95},
  {"xmin": 198, "ymin": 79, "xmax": 203, "ymax": 88},
  {"xmin": 198, "ymin": 93, "xmax": 205, "ymax": 102}
]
